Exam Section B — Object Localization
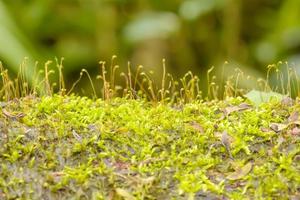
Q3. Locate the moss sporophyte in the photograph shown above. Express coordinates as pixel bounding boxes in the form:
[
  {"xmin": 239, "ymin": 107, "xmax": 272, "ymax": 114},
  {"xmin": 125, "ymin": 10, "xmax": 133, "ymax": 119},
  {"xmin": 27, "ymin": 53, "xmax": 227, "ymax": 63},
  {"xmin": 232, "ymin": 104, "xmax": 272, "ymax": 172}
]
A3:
[{"xmin": 0, "ymin": 60, "xmax": 299, "ymax": 199}]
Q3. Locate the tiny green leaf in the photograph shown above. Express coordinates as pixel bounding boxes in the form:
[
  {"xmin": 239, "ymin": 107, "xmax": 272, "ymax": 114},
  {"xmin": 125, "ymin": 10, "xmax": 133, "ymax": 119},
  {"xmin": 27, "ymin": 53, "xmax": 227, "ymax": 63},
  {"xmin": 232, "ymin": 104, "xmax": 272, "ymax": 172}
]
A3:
[{"xmin": 244, "ymin": 90, "xmax": 285, "ymax": 107}]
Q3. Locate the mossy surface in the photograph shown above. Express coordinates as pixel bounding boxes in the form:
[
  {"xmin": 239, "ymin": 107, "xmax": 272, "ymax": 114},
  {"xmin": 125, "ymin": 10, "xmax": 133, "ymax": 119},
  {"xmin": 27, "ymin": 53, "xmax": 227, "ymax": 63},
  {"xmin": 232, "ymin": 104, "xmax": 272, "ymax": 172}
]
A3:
[{"xmin": 0, "ymin": 95, "xmax": 299, "ymax": 199}]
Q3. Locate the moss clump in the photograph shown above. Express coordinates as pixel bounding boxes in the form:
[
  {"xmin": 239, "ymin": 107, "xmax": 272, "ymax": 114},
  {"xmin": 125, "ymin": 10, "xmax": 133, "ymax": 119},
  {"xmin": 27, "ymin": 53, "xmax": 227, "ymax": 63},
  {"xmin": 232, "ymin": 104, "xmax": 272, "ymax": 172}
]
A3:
[{"xmin": 0, "ymin": 94, "xmax": 299, "ymax": 199}]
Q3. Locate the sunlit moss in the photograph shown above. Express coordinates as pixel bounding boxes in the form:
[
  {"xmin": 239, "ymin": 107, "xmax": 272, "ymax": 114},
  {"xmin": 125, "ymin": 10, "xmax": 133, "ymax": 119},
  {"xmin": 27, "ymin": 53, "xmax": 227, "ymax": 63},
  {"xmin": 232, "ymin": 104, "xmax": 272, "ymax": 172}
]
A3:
[{"xmin": 0, "ymin": 94, "xmax": 299, "ymax": 199}]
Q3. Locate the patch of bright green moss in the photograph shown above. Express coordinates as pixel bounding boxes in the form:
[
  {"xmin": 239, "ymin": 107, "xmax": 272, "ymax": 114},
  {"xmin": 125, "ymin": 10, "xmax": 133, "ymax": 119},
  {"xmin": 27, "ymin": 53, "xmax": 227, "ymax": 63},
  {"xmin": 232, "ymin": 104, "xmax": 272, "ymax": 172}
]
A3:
[{"xmin": 0, "ymin": 95, "xmax": 299, "ymax": 199}]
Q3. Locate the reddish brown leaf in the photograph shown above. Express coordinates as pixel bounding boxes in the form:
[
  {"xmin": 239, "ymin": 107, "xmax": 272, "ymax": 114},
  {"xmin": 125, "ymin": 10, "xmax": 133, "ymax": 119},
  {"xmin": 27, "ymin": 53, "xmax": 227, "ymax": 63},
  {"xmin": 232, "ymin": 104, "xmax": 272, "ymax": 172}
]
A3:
[
  {"xmin": 288, "ymin": 127, "xmax": 300, "ymax": 136},
  {"xmin": 239, "ymin": 103, "xmax": 253, "ymax": 109},
  {"xmin": 2, "ymin": 109, "xmax": 15, "ymax": 118},
  {"xmin": 2, "ymin": 109, "xmax": 26, "ymax": 119},
  {"xmin": 270, "ymin": 123, "xmax": 288, "ymax": 132},
  {"xmin": 189, "ymin": 121, "xmax": 204, "ymax": 133},
  {"xmin": 290, "ymin": 194, "xmax": 300, "ymax": 200},
  {"xmin": 223, "ymin": 103, "xmax": 252, "ymax": 116},
  {"xmin": 223, "ymin": 106, "xmax": 240, "ymax": 115},
  {"xmin": 114, "ymin": 161, "xmax": 130, "ymax": 170},
  {"xmin": 281, "ymin": 96, "xmax": 294, "ymax": 106},
  {"xmin": 260, "ymin": 127, "xmax": 272, "ymax": 132},
  {"xmin": 288, "ymin": 111, "xmax": 299, "ymax": 122},
  {"xmin": 294, "ymin": 155, "xmax": 300, "ymax": 162}
]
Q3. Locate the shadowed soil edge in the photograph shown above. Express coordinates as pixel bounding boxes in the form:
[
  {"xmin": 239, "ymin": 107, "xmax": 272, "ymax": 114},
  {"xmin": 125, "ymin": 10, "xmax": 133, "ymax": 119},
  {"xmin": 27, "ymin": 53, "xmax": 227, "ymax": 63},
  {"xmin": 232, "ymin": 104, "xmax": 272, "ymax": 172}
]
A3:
[{"xmin": 0, "ymin": 95, "xmax": 299, "ymax": 199}]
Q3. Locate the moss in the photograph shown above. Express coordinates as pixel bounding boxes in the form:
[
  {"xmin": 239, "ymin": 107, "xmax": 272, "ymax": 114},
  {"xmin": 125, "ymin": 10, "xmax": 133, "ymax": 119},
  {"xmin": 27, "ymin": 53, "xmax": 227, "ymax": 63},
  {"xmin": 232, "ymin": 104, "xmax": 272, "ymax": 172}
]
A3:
[{"xmin": 0, "ymin": 94, "xmax": 299, "ymax": 199}]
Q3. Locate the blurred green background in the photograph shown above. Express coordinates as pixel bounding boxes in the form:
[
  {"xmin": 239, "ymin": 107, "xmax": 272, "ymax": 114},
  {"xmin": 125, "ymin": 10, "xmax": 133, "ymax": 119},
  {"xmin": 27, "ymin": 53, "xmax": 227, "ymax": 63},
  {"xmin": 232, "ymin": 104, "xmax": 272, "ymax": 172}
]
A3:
[{"xmin": 1, "ymin": 0, "xmax": 300, "ymax": 93}]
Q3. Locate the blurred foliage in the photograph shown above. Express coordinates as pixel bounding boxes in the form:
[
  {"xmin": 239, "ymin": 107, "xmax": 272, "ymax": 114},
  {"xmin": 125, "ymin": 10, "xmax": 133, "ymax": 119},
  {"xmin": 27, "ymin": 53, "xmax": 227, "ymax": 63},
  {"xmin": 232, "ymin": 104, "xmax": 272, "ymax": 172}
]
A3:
[{"xmin": 1, "ymin": 0, "xmax": 300, "ymax": 90}]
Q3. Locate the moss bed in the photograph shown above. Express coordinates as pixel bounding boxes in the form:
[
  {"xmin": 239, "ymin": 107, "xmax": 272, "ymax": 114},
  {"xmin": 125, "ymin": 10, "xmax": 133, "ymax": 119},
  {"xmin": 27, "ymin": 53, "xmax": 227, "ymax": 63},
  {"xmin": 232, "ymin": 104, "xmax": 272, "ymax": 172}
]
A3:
[{"xmin": 0, "ymin": 94, "xmax": 299, "ymax": 199}]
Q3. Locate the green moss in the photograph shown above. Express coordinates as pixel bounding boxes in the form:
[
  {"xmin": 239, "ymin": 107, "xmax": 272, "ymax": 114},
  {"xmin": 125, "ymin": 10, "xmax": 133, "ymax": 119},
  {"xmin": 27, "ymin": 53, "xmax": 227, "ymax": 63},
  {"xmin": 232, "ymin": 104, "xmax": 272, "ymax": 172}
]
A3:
[{"xmin": 0, "ymin": 94, "xmax": 299, "ymax": 199}]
